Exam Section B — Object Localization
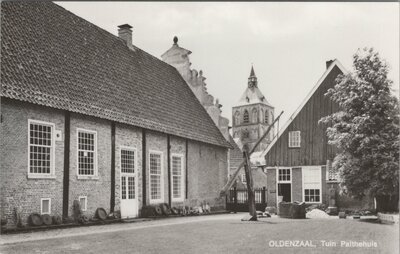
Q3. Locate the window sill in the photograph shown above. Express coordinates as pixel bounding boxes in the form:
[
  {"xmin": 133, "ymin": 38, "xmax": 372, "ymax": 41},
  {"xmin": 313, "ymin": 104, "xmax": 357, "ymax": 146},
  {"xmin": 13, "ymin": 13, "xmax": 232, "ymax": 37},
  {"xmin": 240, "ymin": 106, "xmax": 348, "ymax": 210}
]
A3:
[
  {"xmin": 77, "ymin": 175, "xmax": 99, "ymax": 180},
  {"xmin": 28, "ymin": 174, "xmax": 56, "ymax": 180}
]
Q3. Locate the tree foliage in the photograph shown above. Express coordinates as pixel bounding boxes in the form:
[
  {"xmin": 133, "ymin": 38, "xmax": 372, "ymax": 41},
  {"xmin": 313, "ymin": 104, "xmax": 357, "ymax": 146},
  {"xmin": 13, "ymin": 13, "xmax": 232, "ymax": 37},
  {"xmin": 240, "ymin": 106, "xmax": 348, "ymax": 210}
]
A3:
[{"xmin": 320, "ymin": 48, "xmax": 399, "ymax": 202}]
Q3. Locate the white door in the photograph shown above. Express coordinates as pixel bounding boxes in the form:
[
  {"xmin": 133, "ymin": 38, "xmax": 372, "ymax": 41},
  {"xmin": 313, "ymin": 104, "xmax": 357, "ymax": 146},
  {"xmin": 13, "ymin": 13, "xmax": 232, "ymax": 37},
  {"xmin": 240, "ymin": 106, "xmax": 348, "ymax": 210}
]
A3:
[{"xmin": 120, "ymin": 148, "xmax": 138, "ymax": 218}]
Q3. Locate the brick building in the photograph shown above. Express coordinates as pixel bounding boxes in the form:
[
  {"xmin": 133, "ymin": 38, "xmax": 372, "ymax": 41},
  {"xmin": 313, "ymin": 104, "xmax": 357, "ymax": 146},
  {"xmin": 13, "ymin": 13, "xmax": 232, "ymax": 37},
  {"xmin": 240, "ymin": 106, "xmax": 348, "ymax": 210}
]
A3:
[{"xmin": 0, "ymin": 2, "xmax": 232, "ymax": 225}]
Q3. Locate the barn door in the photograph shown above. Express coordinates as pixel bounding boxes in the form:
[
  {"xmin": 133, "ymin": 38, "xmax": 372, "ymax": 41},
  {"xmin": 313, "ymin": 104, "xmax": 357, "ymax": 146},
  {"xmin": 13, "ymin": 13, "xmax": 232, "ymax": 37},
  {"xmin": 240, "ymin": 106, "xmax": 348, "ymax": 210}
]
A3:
[{"xmin": 120, "ymin": 148, "xmax": 138, "ymax": 218}]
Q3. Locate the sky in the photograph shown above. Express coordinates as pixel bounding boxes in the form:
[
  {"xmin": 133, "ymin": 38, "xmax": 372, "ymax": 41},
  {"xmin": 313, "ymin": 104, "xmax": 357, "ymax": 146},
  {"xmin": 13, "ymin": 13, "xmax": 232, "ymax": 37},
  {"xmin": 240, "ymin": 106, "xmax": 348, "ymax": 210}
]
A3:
[{"xmin": 58, "ymin": 2, "xmax": 399, "ymax": 126}]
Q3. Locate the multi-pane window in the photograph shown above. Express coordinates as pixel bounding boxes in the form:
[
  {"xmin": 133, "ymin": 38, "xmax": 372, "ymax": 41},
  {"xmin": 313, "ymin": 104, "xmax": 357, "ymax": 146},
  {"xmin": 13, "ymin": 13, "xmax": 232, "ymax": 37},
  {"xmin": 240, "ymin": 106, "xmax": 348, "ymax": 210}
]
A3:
[
  {"xmin": 77, "ymin": 129, "xmax": 97, "ymax": 176},
  {"xmin": 303, "ymin": 167, "xmax": 321, "ymax": 203},
  {"xmin": 121, "ymin": 149, "xmax": 135, "ymax": 173},
  {"xmin": 288, "ymin": 131, "xmax": 301, "ymax": 148},
  {"xmin": 29, "ymin": 120, "xmax": 54, "ymax": 175},
  {"xmin": 128, "ymin": 176, "xmax": 135, "ymax": 199},
  {"xmin": 41, "ymin": 198, "xmax": 51, "ymax": 215},
  {"xmin": 278, "ymin": 169, "xmax": 291, "ymax": 182},
  {"xmin": 243, "ymin": 110, "xmax": 249, "ymax": 124},
  {"xmin": 172, "ymin": 155, "xmax": 183, "ymax": 200},
  {"xmin": 149, "ymin": 152, "xmax": 162, "ymax": 201},
  {"xmin": 121, "ymin": 176, "xmax": 127, "ymax": 199},
  {"xmin": 305, "ymin": 189, "xmax": 320, "ymax": 202},
  {"xmin": 79, "ymin": 196, "xmax": 87, "ymax": 211}
]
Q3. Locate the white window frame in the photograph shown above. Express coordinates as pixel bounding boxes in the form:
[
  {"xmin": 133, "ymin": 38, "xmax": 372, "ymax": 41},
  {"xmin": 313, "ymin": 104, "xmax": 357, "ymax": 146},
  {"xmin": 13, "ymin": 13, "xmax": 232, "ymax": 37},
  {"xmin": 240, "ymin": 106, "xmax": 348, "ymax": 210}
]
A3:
[
  {"xmin": 302, "ymin": 166, "xmax": 322, "ymax": 204},
  {"xmin": 288, "ymin": 131, "xmax": 301, "ymax": 148},
  {"xmin": 28, "ymin": 119, "xmax": 56, "ymax": 179},
  {"xmin": 40, "ymin": 198, "xmax": 51, "ymax": 215},
  {"xmin": 149, "ymin": 150, "xmax": 164, "ymax": 204},
  {"xmin": 278, "ymin": 168, "xmax": 291, "ymax": 183},
  {"xmin": 171, "ymin": 153, "xmax": 184, "ymax": 202},
  {"xmin": 76, "ymin": 128, "xmax": 98, "ymax": 179},
  {"xmin": 79, "ymin": 196, "xmax": 87, "ymax": 211},
  {"xmin": 120, "ymin": 146, "xmax": 137, "ymax": 175}
]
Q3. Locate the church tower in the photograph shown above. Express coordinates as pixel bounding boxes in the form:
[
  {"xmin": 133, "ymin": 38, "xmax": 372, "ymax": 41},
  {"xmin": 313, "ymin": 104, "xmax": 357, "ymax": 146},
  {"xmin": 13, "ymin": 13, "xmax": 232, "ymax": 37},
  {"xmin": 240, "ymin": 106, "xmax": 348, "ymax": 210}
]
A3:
[{"xmin": 232, "ymin": 66, "xmax": 275, "ymax": 152}]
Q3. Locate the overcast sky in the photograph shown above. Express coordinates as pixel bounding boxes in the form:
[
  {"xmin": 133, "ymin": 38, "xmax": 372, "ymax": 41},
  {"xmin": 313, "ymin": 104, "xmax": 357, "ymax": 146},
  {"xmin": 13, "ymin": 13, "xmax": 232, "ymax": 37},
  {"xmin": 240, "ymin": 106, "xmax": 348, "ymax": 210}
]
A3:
[{"xmin": 58, "ymin": 2, "xmax": 399, "ymax": 125}]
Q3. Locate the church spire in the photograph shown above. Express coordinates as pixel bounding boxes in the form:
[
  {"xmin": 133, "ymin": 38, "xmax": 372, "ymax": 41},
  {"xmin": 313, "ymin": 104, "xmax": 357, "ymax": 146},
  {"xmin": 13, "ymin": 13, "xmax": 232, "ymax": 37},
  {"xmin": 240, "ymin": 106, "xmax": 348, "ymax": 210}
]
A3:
[{"xmin": 248, "ymin": 65, "xmax": 258, "ymax": 88}]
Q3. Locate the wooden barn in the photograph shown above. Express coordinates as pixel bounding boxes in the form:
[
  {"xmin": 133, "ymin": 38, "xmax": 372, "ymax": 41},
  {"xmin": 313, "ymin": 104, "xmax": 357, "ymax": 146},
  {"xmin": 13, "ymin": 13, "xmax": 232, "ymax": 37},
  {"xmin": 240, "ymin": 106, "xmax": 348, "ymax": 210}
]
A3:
[{"xmin": 253, "ymin": 60, "xmax": 374, "ymax": 210}]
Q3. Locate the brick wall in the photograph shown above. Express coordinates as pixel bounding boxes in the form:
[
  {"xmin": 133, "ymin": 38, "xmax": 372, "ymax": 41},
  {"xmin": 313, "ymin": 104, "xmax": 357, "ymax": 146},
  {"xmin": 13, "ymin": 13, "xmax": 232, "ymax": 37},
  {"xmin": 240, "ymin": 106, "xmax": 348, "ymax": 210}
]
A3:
[
  {"xmin": 1, "ymin": 99, "xmax": 229, "ymax": 224},
  {"xmin": 68, "ymin": 113, "xmax": 112, "ymax": 217},
  {"xmin": 292, "ymin": 167, "xmax": 302, "ymax": 202},
  {"xmin": 187, "ymin": 140, "xmax": 228, "ymax": 210},
  {"xmin": 266, "ymin": 168, "xmax": 276, "ymax": 207},
  {"xmin": 1, "ymin": 99, "xmax": 65, "ymax": 225}
]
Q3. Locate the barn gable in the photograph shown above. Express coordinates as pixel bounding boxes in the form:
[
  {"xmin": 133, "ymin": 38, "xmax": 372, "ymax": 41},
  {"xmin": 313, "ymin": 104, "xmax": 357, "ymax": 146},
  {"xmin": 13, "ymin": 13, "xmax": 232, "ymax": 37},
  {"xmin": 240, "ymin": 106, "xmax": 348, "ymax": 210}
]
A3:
[{"xmin": 259, "ymin": 60, "xmax": 347, "ymax": 167}]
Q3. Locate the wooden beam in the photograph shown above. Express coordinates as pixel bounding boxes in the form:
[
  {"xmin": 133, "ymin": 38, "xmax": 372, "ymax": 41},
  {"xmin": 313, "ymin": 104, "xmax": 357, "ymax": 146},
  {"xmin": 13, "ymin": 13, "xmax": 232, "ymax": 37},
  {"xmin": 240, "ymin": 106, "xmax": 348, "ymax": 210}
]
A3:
[
  {"xmin": 110, "ymin": 122, "xmax": 116, "ymax": 212},
  {"xmin": 142, "ymin": 129, "xmax": 147, "ymax": 206},
  {"xmin": 62, "ymin": 111, "xmax": 70, "ymax": 218},
  {"xmin": 167, "ymin": 135, "xmax": 171, "ymax": 207},
  {"xmin": 185, "ymin": 139, "xmax": 188, "ymax": 199},
  {"xmin": 220, "ymin": 111, "xmax": 284, "ymax": 196},
  {"xmin": 243, "ymin": 147, "xmax": 257, "ymax": 220}
]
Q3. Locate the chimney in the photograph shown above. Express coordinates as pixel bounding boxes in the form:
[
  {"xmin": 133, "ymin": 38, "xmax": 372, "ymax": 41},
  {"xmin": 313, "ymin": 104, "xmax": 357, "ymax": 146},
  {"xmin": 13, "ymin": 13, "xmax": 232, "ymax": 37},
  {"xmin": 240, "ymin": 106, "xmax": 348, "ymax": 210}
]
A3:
[
  {"xmin": 118, "ymin": 24, "xmax": 133, "ymax": 48},
  {"xmin": 326, "ymin": 60, "xmax": 334, "ymax": 69}
]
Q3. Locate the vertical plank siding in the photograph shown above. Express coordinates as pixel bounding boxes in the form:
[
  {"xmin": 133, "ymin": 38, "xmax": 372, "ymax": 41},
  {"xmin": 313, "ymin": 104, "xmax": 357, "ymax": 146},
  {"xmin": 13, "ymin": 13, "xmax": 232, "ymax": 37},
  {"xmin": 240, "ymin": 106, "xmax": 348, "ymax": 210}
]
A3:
[{"xmin": 265, "ymin": 66, "xmax": 342, "ymax": 167}]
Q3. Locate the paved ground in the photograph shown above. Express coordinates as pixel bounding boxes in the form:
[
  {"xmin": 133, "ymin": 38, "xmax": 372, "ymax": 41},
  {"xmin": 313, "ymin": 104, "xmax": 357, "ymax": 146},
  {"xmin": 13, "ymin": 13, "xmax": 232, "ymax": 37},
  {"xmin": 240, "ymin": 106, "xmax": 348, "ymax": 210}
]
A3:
[{"xmin": 0, "ymin": 213, "xmax": 398, "ymax": 254}]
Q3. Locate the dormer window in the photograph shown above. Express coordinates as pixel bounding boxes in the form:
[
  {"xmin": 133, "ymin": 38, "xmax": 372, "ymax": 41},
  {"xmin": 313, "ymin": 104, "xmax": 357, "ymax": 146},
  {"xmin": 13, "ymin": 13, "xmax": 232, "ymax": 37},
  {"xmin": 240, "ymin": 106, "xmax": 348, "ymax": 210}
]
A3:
[
  {"xmin": 246, "ymin": 96, "xmax": 250, "ymax": 103},
  {"xmin": 243, "ymin": 110, "xmax": 249, "ymax": 123}
]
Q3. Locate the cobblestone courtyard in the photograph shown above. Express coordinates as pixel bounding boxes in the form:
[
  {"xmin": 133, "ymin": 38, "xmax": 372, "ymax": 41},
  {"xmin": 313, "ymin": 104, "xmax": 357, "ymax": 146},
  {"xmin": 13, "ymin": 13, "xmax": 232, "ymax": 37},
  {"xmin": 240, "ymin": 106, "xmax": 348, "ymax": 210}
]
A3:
[{"xmin": 1, "ymin": 213, "xmax": 398, "ymax": 254}]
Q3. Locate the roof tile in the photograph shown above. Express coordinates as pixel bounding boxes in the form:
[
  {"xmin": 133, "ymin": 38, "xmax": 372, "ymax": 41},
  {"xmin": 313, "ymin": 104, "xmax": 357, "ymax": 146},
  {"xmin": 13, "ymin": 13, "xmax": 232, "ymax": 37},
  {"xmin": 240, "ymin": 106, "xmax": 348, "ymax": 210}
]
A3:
[{"xmin": 1, "ymin": 1, "xmax": 231, "ymax": 148}]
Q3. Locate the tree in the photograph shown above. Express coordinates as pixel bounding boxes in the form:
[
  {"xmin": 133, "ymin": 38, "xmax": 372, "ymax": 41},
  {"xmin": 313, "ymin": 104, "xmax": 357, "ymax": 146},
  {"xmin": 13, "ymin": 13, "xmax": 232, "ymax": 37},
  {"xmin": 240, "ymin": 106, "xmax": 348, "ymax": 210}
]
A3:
[{"xmin": 320, "ymin": 48, "xmax": 399, "ymax": 212}]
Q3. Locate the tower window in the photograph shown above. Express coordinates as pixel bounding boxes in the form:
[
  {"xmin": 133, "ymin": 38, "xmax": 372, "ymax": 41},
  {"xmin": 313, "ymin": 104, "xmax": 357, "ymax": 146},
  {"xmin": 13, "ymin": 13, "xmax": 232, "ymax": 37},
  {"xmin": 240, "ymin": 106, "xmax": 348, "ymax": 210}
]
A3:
[
  {"xmin": 242, "ymin": 130, "xmax": 249, "ymax": 139},
  {"xmin": 264, "ymin": 110, "xmax": 269, "ymax": 124},
  {"xmin": 252, "ymin": 108, "xmax": 258, "ymax": 123},
  {"xmin": 243, "ymin": 110, "xmax": 249, "ymax": 124},
  {"xmin": 234, "ymin": 111, "xmax": 240, "ymax": 125}
]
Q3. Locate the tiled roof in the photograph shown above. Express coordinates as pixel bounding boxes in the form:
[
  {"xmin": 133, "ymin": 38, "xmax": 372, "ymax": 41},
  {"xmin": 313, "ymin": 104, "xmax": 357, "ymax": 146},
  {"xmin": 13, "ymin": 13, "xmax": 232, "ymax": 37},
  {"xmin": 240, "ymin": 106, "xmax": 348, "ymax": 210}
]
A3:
[{"xmin": 0, "ymin": 2, "xmax": 231, "ymax": 148}]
